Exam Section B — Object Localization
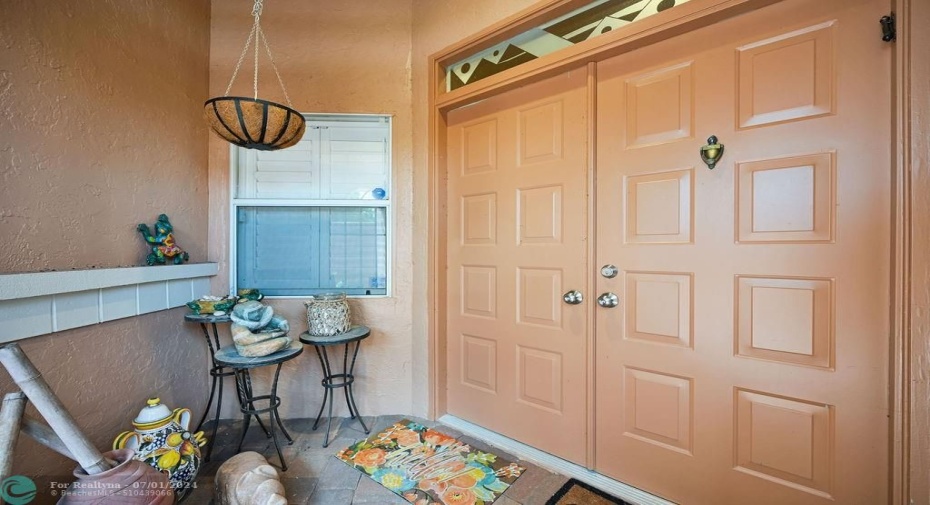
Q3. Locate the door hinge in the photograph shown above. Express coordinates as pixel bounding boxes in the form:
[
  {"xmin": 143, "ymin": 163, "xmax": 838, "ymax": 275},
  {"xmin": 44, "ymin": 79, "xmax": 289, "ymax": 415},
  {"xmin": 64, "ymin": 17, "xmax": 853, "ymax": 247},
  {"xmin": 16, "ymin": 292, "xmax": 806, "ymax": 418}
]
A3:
[{"xmin": 880, "ymin": 13, "xmax": 896, "ymax": 42}]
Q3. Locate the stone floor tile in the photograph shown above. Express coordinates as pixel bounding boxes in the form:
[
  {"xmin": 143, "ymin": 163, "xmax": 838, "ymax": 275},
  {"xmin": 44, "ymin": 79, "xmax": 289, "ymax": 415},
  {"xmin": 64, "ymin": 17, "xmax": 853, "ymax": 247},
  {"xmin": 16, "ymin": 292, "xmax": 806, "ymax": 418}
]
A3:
[
  {"xmin": 493, "ymin": 496, "xmax": 523, "ymax": 505},
  {"xmin": 279, "ymin": 449, "xmax": 332, "ymax": 477},
  {"xmin": 307, "ymin": 488, "xmax": 354, "ymax": 505},
  {"xmin": 351, "ymin": 474, "xmax": 408, "ymax": 504},
  {"xmin": 281, "ymin": 477, "xmax": 318, "ymax": 504},
  {"xmin": 500, "ymin": 466, "xmax": 568, "ymax": 505},
  {"xmin": 314, "ymin": 457, "xmax": 362, "ymax": 491},
  {"xmin": 337, "ymin": 415, "xmax": 377, "ymax": 436},
  {"xmin": 186, "ymin": 477, "xmax": 214, "ymax": 504}
]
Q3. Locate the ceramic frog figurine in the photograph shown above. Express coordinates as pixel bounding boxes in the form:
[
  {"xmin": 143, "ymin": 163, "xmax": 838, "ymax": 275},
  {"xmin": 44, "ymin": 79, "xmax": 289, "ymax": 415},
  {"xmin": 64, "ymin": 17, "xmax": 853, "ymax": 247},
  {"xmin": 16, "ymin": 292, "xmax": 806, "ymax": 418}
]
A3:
[
  {"xmin": 114, "ymin": 398, "xmax": 207, "ymax": 499},
  {"xmin": 137, "ymin": 214, "xmax": 190, "ymax": 266}
]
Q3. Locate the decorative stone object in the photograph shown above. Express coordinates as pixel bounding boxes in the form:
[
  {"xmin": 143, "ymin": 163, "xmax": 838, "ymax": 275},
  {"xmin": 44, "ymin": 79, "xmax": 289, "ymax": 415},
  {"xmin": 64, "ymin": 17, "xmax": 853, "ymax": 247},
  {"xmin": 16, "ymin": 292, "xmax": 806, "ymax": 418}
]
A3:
[
  {"xmin": 230, "ymin": 300, "xmax": 291, "ymax": 357},
  {"xmin": 230, "ymin": 301, "xmax": 274, "ymax": 330},
  {"xmin": 113, "ymin": 398, "xmax": 206, "ymax": 500},
  {"xmin": 187, "ymin": 295, "xmax": 238, "ymax": 315},
  {"xmin": 231, "ymin": 325, "xmax": 291, "ymax": 357},
  {"xmin": 214, "ymin": 451, "xmax": 286, "ymax": 505},
  {"xmin": 65, "ymin": 449, "xmax": 174, "ymax": 504},
  {"xmin": 137, "ymin": 214, "xmax": 190, "ymax": 266}
]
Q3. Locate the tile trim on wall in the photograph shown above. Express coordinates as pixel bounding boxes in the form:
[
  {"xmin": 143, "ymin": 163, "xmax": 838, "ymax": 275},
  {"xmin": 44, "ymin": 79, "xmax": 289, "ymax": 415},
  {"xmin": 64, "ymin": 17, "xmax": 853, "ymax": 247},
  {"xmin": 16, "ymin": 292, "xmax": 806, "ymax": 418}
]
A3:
[{"xmin": 0, "ymin": 263, "xmax": 218, "ymax": 343}]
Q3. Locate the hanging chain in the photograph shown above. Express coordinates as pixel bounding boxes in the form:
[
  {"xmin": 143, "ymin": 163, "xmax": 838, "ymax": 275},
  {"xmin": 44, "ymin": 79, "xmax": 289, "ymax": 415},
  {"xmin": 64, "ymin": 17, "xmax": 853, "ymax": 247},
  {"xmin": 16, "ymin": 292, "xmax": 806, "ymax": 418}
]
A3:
[
  {"xmin": 223, "ymin": 0, "xmax": 291, "ymax": 105},
  {"xmin": 252, "ymin": 0, "xmax": 261, "ymax": 99},
  {"xmin": 223, "ymin": 18, "xmax": 258, "ymax": 96},
  {"xmin": 258, "ymin": 28, "xmax": 294, "ymax": 107}
]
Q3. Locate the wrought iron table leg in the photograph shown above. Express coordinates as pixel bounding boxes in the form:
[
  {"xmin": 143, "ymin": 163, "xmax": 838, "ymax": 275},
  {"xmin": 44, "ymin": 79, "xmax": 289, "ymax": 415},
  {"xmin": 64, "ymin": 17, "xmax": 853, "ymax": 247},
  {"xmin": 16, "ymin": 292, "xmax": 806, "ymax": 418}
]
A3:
[
  {"xmin": 196, "ymin": 321, "xmax": 230, "ymax": 461},
  {"xmin": 241, "ymin": 371, "xmax": 271, "ymax": 437},
  {"xmin": 195, "ymin": 322, "xmax": 219, "ymax": 433},
  {"xmin": 205, "ymin": 367, "xmax": 223, "ymax": 461},
  {"xmin": 231, "ymin": 365, "xmax": 290, "ymax": 470},
  {"xmin": 196, "ymin": 371, "xmax": 217, "ymax": 434},
  {"xmin": 268, "ymin": 363, "xmax": 285, "ymax": 471},
  {"xmin": 346, "ymin": 341, "xmax": 369, "ymax": 433},
  {"xmin": 342, "ymin": 344, "xmax": 354, "ymax": 419},
  {"xmin": 234, "ymin": 370, "xmax": 252, "ymax": 453},
  {"xmin": 270, "ymin": 363, "xmax": 293, "ymax": 445},
  {"xmin": 311, "ymin": 341, "xmax": 368, "ymax": 447}
]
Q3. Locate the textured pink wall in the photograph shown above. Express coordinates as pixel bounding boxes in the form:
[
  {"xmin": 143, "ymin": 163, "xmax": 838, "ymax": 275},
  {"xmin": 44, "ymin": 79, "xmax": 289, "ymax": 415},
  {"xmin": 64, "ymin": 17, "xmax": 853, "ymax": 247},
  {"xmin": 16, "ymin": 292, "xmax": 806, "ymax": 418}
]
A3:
[
  {"xmin": 207, "ymin": 0, "xmax": 541, "ymax": 421},
  {"xmin": 210, "ymin": 0, "xmax": 533, "ymax": 417},
  {"xmin": 0, "ymin": 1, "xmax": 211, "ymax": 501},
  {"xmin": 207, "ymin": 0, "xmax": 416, "ymax": 419}
]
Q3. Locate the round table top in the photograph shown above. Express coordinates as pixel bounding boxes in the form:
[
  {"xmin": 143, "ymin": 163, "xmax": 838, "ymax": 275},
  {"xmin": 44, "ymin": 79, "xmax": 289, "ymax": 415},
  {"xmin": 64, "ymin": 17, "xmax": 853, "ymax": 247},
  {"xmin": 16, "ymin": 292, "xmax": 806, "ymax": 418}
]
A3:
[
  {"xmin": 299, "ymin": 326, "xmax": 371, "ymax": 346},
  {"xmin": 184, "ymin": 313, "xmax": 232, "ymax": 323},
  {"xmin": 214, "ymin": 340, "xmax": 303, "ymax": 369}
]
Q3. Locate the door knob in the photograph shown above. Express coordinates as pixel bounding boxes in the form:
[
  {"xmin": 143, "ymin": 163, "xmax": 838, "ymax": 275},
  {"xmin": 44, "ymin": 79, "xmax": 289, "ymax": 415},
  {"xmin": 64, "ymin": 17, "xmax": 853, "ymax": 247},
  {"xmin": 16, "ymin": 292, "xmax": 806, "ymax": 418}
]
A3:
[
  {"xmin": 597, "ymin": 292, "xmax": 620, "ymax": 308},
  {"xmin": 562, "ymin": 290, "xmax": 584, "ymax": 305},
  {"xmin": 600, "ymin": 264, "xmax": 619, "ymax": 278}
]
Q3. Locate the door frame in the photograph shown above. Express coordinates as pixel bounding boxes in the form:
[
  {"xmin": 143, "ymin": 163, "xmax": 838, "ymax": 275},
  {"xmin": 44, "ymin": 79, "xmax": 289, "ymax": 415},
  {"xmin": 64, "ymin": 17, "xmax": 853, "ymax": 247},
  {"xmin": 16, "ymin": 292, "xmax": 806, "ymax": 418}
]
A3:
[{"xmin": 425, "ymin": 0, "xmax": 928, "ymax": 500}]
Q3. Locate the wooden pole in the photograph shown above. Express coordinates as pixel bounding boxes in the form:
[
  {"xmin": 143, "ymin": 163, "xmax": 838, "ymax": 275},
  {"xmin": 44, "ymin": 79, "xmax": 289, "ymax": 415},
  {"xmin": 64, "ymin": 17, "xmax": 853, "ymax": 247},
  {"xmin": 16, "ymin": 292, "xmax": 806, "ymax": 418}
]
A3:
[
  {"xmin": 0, "ymin": 392, "xmax": 26, "ymax": 484},
  {"xmin": 0, "ymin": 344, "xmax": 111, "ymax": 475},
  {"xmin": 20, "ymin": 416, "xmax": 75, "ymax": 461}
]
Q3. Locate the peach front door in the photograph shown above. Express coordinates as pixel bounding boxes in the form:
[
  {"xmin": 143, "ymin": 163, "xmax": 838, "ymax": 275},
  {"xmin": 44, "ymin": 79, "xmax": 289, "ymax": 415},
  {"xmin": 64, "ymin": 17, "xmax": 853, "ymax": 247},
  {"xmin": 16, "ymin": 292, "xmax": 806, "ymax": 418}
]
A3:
[
  {"xmin": 594, "ymin": 0, "xmax": 891, "ymax": 503},
  {"xmin": 446, "ymin": 69, "xmax": 589, "ymax": 464}
]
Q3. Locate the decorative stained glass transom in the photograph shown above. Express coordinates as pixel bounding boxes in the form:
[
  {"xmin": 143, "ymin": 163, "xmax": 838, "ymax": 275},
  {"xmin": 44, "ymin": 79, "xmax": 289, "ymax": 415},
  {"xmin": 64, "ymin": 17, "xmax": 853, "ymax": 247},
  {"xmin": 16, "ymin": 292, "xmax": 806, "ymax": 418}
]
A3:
[{"xmin": 446, "ymin": 0, "xmax": 693, "ymax": 91}]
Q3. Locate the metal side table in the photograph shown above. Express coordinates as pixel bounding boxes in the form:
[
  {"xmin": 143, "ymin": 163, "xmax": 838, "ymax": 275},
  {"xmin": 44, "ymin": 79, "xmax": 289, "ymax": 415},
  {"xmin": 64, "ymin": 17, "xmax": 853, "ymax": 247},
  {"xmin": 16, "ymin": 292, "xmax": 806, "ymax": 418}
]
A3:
[
  {"xmin": 213, "ymin": 342, "xmax": 303, "ymax": 471},
  {"xmin": 185, "ymin": 313, "xmax": 271, "ymax": 461},
  {"xmin": 299, "ymin": 326, "xmax": 371, "ymax": 447}
]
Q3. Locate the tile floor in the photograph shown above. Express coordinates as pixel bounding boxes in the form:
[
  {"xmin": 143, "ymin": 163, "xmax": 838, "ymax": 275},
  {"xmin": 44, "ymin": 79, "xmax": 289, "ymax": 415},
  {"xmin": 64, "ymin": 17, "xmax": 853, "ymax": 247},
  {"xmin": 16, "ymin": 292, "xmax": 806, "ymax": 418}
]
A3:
[{"xmin": 190, "ymin": 415, "xmax": 573, "ymax": 504}]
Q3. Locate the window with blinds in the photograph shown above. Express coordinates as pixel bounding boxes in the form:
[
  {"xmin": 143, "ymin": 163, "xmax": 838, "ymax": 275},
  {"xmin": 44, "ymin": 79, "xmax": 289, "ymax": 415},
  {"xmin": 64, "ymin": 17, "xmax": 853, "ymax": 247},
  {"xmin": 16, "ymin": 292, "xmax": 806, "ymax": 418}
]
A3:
[{"xmin": 232, "ymin": 114, "xmax": 391, "ymax": 296}]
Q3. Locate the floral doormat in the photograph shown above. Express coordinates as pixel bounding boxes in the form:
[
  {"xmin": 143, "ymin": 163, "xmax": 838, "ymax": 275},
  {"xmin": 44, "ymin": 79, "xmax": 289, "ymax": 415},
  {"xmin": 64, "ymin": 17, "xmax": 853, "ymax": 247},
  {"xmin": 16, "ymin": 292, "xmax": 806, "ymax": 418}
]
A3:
[{"xmin": 337, "ymin": 420, "xmax": 525, "ymax": 504}]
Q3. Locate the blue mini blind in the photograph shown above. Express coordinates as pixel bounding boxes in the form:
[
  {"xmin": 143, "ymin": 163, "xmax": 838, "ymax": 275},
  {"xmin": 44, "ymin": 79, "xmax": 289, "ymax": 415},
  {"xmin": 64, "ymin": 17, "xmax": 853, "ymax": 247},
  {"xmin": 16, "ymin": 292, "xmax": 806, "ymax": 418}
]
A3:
[{"xmin": 236, "ymin": 207, "xmax": 388, "ymax": 296}]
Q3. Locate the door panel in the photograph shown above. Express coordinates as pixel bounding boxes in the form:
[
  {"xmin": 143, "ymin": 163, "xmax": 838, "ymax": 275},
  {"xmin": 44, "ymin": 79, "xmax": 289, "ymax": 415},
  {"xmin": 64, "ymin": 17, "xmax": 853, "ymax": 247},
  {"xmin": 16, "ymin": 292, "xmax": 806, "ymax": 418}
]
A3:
[
  {"xmin": 595, "ymin": 0, "xmax": 890, "ymax": 503},
  {"xmin": 446, "ymin": 69, "xmax": 589, "ymax": 464}
]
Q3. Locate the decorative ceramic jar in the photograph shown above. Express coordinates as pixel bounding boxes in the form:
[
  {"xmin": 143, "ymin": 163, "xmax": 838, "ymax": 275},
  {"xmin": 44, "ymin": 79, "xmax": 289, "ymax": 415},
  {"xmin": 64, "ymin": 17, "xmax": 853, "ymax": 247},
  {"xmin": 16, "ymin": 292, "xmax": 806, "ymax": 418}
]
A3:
[
  {"xmin": 304, "ymin": 293, "xmax": 351, "ymax": 336},
  {"xmin": 113, "ymin": 398, "xmax": 207, "ymax": 499},
  {"xmin": 66, "ymin": 449, "xmax": 174, "ymax": 504}
]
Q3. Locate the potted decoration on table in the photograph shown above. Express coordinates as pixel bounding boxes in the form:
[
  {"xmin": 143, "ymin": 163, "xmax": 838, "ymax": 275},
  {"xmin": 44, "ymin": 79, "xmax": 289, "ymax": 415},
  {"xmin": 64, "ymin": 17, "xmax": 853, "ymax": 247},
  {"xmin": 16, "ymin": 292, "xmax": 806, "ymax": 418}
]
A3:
[{"xmin": 186, "ymin": 295, "xmax": 238, "ymax": 316}]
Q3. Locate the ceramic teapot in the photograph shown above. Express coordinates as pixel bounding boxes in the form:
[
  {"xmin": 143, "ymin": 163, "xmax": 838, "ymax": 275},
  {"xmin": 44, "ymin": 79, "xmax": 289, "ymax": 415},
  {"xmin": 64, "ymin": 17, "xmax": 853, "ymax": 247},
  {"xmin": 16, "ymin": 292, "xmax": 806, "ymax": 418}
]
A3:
[{"xmin": 114, "ymin": 398, "xmax": 207, "ymax": 498}]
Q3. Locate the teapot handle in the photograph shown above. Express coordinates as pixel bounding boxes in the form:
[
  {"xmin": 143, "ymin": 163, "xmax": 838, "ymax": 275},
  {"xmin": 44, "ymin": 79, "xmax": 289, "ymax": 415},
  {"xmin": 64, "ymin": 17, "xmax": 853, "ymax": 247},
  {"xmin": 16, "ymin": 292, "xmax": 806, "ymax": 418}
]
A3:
[
  {"xmin": 113, "ymin": 431, "xmax": 141, "ymax": 451},
  {"xmin": 173, "ymin": 408, "xmax": 192, "ymax": 430}
]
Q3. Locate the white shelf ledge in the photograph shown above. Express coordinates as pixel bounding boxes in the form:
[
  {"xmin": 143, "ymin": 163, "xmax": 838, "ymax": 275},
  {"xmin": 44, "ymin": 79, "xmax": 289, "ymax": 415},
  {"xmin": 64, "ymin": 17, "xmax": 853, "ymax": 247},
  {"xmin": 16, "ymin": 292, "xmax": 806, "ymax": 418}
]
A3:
[{"xmin": 0, "ymin": 263, "xmax": 219, "ymax": 343}]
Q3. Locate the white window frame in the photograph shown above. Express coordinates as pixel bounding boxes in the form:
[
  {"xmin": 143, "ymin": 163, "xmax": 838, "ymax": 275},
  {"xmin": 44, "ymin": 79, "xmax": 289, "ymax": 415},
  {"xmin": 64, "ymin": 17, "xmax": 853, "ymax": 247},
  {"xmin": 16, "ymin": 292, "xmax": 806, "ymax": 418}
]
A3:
[{"xmin": 228, "ymin": 113, "xmax": 393, "ymax": 299}]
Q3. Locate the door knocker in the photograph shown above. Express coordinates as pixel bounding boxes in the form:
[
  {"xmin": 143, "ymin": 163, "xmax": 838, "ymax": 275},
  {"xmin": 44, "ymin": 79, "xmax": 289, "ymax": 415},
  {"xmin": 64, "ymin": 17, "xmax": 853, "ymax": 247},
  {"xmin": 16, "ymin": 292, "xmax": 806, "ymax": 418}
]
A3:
[{"xmin": 700, "ymin": 135, "xmax": 725, "ymax": 170}]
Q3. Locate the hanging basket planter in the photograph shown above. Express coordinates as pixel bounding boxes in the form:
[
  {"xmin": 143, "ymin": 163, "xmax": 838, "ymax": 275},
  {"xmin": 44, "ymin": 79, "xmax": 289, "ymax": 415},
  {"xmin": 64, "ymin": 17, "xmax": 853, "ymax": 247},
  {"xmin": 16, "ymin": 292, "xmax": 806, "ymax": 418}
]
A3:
[
  {"xmin": 204, "ymin": 0, "xmax": 305, "ymax": 151},
  {"xmin": 204, "ymin": 96, "xmax": 305, "ymax": 151}
]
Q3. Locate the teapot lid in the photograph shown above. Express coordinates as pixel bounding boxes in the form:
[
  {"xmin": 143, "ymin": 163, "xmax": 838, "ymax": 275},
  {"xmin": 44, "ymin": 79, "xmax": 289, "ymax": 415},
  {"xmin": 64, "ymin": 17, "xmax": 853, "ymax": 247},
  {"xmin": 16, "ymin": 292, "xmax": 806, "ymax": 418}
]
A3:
[{"xmin": 132, "ymin": 398, "xmax": 172, "ymax": 427}]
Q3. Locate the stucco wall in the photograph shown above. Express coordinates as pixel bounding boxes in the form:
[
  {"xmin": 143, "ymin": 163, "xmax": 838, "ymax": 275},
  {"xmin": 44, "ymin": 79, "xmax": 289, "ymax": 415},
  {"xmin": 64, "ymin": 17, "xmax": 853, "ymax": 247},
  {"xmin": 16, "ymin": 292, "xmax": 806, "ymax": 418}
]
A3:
[
  {"xmin": 207, "ymin": 0, "xmax": 416, "ymax": 419},
  {"xmin": 0, "ymin": 1, "xmax": 211, "ymax": 501},
  {"xmin": 207, "ymin": 0, "xmax": 539, "ymax": 420}
]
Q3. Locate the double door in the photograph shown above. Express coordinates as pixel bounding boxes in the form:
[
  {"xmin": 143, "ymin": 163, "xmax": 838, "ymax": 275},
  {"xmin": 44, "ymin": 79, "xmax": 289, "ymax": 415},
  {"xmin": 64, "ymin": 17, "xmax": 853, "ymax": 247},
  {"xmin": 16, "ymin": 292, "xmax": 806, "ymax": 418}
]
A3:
[{"xmin": 446, "ymin": 0, "xmax": 891, "ymax": 502}]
